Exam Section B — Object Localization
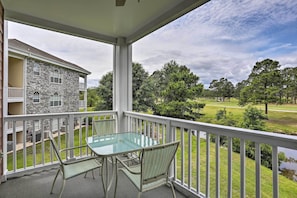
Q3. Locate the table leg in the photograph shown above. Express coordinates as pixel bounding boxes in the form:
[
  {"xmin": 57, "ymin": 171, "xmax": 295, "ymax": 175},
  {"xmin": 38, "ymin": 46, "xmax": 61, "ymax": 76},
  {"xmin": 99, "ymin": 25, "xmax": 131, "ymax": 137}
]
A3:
[{"xmin": 101, "ymin": 157, "xmax": 116, "ymax": 198}]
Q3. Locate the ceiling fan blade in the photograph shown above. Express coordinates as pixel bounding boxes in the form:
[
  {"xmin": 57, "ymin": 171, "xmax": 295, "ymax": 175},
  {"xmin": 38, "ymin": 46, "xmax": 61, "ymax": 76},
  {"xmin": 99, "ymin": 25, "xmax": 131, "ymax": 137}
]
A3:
[{"xmin": 116, "ymin": 0, "xmax": 126, "ymax": 6}]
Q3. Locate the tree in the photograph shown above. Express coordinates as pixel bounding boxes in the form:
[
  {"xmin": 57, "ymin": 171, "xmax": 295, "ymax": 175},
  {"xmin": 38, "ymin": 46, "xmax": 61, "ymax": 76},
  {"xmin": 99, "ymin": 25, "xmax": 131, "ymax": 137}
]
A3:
[
  {"xmin": 209, "ymin": 78, "xmax": 234, "ymax": 101},
  {"xmin": 87, "ymin": 88, "xmax": 101, "ymax": 107},
  {"xmin": 234, "ymin": 80, "xmax": 248, "ymax": 99},
  {"xmin": 241, "ymin": 106, "xmax": 267, "ymax": 130},
  {"xmin": 239, "ymin": 59, "xmax": 281, "ymax": 114},
  {"xmin": 132, "ymin": 63, "xmax": 151, "ymax": 112},
  {"xmin": 95, "ymin": 63, "xmax": 153, "ymax": 112},
  {"xmin": 152, "ymin": 60, "xmax": 204, "ymax": 120},
  {"xmin": 95, "ymin": 72, "xmax": 113, "ymax": 110},
  {"xmin": 134, "ymin": 76, "xmax": 156, "ymax": 112},
  {"xmin": 281, "ymin": 67, "xmax": 297, "ymax": 104}
]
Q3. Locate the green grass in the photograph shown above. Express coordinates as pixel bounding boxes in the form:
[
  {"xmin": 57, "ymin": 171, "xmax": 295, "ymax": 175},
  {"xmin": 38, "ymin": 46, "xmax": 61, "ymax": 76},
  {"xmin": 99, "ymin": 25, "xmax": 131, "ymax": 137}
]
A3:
[
  {"xmin": 175, "ymin": 132, "xmax": 297, "ymax": 198},
  {"xmin": 197, "ymin": 98, "xmax": 297, "ymax": 135},
  {"xmin": 7, "ymin": 127, "xmax": 92, "ymax": 170}
]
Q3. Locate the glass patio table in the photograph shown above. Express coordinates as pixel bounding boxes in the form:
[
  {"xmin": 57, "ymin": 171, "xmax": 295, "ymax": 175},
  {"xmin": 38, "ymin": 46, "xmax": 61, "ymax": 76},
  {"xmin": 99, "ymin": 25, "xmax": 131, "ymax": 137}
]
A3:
[{"xmin": 86, "ymin": 132, "xmax": 158, "ymax": 198}]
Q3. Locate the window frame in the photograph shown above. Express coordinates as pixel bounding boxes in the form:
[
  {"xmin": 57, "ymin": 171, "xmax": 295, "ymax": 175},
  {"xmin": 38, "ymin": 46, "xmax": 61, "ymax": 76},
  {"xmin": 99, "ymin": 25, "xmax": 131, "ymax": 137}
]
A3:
[
  {"xmin": 50, "ymin": 69, "xmax": 62, "ymax": 84},
  {"xmin": 33, "ymin": 92, "xmax": 40, "ymax": 103},
  {"xmin": 33, "ymin": 63, "xmax": 40, "ymax": 75},
  {"xmin": 50, "ymin": 92, "xmax": 62, "ymax": 107}
]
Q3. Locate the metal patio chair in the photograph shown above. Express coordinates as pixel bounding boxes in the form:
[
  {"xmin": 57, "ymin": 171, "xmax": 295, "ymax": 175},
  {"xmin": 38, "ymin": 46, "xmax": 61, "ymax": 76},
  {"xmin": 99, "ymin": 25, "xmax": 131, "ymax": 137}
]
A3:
[
  {"xmin": 115, "ymin": 141, "xmax": 180, "ymax": 198},
  {"xmin": 49, "ymin": 132, "xmax": 102, "ymax": 198}
]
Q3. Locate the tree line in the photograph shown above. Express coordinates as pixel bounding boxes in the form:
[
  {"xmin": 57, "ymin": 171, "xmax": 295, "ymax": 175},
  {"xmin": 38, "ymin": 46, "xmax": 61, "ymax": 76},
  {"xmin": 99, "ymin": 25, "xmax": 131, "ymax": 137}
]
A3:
[
  {"xmin": 205, "ymin": 59, "xmax": 297, "ymax": 114},
  {"xmin": 86, "ymin": 59, "xmax": 291, "ymax": 172},
  {"xmin": 88, "ymin": 58, "xmax": 297, "ymax": 117},
  {"xmin": 88, "ymin": 60, "xmax": 205, "ymax": 120}
]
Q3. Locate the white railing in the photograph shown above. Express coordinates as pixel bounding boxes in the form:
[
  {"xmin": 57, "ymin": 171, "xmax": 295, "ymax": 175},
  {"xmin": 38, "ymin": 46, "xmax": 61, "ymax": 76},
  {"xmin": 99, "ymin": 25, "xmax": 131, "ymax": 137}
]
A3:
[
  {"xmin": 79, "ymin": 100, "xmax": 85, "ymax": 108},
  {"xmin": 3, "ymin": 111, "xmax": 117, "ymax": 178},
  {"xmin": 8, "ymin": 87, "xmax": 23, "ymax": 98},
  {"xmin": 79, "ymin": 82, "xmax": 86, "ymax": 91},
  {"xmin": 3, "ymin": 110, "xmax": 297, "ymax": 197},
  {"xmin": 124, "ymin": 111, "xmax": 297, "ymax": 198}
]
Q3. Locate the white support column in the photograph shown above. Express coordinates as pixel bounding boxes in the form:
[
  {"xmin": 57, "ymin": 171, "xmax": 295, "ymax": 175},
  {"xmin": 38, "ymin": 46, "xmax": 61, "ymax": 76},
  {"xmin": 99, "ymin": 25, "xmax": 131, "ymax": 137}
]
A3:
[{"xmin": 113, "ymin": 37, "xmax": 132, "ymax": 132}]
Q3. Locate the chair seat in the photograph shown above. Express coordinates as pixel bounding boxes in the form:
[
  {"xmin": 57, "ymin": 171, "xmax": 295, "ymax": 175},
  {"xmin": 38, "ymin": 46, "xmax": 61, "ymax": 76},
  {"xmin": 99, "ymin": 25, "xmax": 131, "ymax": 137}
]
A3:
[
  {"xmin": 120, "ymin": 163, "xmax": 168, "ymax": 192},
  {"xmin": 63, "ymin": 158, "xmax": 101, "ymax": 179}
]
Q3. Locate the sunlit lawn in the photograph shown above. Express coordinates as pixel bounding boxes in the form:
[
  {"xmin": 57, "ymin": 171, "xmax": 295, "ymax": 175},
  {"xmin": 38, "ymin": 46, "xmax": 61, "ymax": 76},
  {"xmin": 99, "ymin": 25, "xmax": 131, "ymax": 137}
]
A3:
[{"xmin": 197, "ymin": 98, "xmax": 297, "ymax": 135}]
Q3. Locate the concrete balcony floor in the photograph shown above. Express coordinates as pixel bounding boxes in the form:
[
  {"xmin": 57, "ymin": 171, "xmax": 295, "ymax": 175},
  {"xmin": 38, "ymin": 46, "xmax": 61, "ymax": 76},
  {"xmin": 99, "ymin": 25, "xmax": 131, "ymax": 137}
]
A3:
[{"xmin": 0, "ymin": 167, "xmax": 186, "ymax": 198}]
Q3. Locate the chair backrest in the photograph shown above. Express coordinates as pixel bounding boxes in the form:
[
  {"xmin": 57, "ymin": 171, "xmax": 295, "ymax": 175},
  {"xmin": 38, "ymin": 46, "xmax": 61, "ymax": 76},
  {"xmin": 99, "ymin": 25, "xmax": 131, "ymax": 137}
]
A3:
[
  {"xmin": 92, "ymin": 119, "xmax": 116, "ymax": 136},
  {"xmin": 48, "ymin": 132, "xmax": 63, "ymax": 165},
  {"xmin": 140, "ymin": 141, "xmax": 180, "ymax": 184}
]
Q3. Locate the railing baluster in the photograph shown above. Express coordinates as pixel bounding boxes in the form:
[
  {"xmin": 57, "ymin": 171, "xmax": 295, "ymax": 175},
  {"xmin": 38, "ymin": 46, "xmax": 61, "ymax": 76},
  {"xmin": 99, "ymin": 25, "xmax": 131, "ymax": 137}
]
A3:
[
  {"xmin": 272, "ymin": 146, "xmax": 279, "ymax": 198},
  {"xmin": 41, "ymin": 119, "xmax": 45, "ymax": 165},
  {"xmin": 216, "ymin": 135, "xmax": 220, "ymax": 198},
  {"xmin": 32, "ymin": 120, "xmax": 36, "ymax": 167},
  {"xmin": 50, "ymin": 119, "xmax": 53, "ymax": 163},
  {"xmin": 22, "ymin": 120, "xmax": 27, "ymax": 169},
  {"xmin": 240, "ymin": 139, "xmax": 246, "ymax": 198},
  {"xmin": 206, "ymin": 133, "xmax": 210, "ymax": 198},
  {"xmin": 13, "ymin": 121, "xmax": 17, "ymax": 172},
  {"xmin": 255, "ymin": 143, "xmax": 261, "ymax": 198},
  {"xmin": 196, "ymin": 131, "xmax": 200, "ymax": 194},
  {"xmin": 162, "ymin": 124, "xmax": 166, "ymax": 144},
  {"xmin": 188, "ymin": 128, "xmax": 192, "ymax": 189},
  {"xmin": 228, "ymin": 137, "xmax": 233, "ymax": 198},
  {"xmin": 157, "ymin": 123, "xmax": 160, "ymax": 142},
  {"xmin": 79, "ymin": 116, "xmax": 83, "ymax": 156},
  {"xmin": 181, "ymin": 127, "xmax": 185, "ymax": 185}
]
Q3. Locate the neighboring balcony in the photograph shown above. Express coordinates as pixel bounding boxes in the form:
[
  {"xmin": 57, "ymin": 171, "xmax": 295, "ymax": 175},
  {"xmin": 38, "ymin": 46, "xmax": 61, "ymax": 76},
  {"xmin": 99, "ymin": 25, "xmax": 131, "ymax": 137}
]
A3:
[
  {"xmin": 2, "ymin": 111, "xmax": 297, "ymax": 197},
  {"xmin": 7, "ymin": 87, "xmax": 24, "ymax": 102},
  {"xmin": 79, "ymin": 82, "xmax": 86, "ymax": 91},
  {"xmin": 79, "ymin": 100, "xmax": 86, "ymax": 108}
]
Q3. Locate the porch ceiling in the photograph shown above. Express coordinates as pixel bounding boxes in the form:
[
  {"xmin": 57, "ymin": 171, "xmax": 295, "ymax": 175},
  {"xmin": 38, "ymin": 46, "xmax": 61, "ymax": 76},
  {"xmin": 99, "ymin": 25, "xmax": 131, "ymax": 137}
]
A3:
[{"xmin": 1, "ymin": 0, "xmax": 209, "ymax": 44}]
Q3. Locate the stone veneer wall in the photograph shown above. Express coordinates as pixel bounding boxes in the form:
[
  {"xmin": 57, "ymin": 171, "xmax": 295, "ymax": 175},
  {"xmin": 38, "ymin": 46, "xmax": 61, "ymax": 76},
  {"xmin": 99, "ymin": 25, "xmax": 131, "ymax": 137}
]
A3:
[
  {"xmin": 26, "ymin": 58, "xmax": 80, "ymax": 114},
  {"xmin": 0, "ymin": 2, "xmax": 3, "ymax": 180}
]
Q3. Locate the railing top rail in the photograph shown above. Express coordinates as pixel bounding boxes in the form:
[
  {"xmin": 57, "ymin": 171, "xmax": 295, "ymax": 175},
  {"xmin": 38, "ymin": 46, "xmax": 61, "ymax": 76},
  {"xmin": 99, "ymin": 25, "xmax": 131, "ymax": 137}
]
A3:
[
  {"xmin": 124, "ymin": 111, "xmax": 297, "ymax": 150},
  {"xmin": 4, "ymin": 110, "xmax": 118, "ymax": 121}
]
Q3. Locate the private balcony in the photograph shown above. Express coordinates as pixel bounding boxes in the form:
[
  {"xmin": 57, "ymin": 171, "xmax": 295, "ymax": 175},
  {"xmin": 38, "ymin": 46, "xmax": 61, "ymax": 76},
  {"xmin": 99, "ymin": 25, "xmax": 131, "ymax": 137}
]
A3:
[
  {"xmin": 79, "ymin": 83, "xmax": 86, "ymax": 91},
  {"xmin": 2, "ymin": 111, "xmax": 297, "ymax": 198},
  {"xmin": 7, "ymin": 87, "xmax": 24, "ymax": 102}
]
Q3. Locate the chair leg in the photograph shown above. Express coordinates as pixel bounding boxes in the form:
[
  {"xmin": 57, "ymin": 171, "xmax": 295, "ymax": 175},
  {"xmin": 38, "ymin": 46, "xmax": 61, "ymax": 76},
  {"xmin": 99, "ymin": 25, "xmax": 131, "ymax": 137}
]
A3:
[
  {"xmin": 84, "ymin": 170, "xmax": 95, "ymax": 179},
  {"xmin": 169, "ymin": 182, "xmax": 176, "ymax": 198},
  {"xmin": 58, "ymin": 180, "xmax": 66, "ymax": 198},
  {"xmin": 137, "ymin": 192, "xmax": 141, "ymax": 198},
  {"xmin": 50, "ymin": 169, "xmax": 61, "ymax": 194}
]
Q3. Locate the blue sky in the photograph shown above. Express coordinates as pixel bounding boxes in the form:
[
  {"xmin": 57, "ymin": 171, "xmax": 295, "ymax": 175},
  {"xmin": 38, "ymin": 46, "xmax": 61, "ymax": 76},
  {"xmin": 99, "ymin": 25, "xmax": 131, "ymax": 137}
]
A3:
[{"xmin": 8, "ymin": 0, "xmax": 297, "ymax": 88}]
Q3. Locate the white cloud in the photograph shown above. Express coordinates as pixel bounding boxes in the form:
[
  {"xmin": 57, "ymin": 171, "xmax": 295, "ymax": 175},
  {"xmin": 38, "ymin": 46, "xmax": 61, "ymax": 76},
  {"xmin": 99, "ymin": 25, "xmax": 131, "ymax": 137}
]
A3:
[{"xmin": 8, "ymin": 0, "xmax": 297, "ymax": 88}]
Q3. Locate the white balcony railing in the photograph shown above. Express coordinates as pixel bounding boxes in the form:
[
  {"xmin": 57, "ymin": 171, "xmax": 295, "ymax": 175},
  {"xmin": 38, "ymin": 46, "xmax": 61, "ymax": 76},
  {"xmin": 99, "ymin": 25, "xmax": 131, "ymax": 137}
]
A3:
[
  {"xmin": 79, "ymin": 100, "xmax": 85, "ymax": 108},
  {"xmin": 8, "ymin": 87, "xmax": 23, "ymax": 98},
  {"xmin": 3, "ymin": 111, "xmax": 117, "ymax": 177},
  {"xmin": 124, "ymin": 111, "xmax": 297, "ymax": 198},
  {"xmin": 79, "ymin": 82, "xmax": 86, "ymax": 91},
  {"xmin": 3, "ymin": 111, "xmax": 297, "ymax": 197}
]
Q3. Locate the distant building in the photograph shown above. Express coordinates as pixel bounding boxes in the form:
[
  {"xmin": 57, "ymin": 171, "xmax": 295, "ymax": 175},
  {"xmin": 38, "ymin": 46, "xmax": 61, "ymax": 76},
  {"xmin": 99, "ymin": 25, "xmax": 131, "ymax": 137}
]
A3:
[{"xmin": 5, "ymin": 39, "xmax": 90, "ymax": 147}]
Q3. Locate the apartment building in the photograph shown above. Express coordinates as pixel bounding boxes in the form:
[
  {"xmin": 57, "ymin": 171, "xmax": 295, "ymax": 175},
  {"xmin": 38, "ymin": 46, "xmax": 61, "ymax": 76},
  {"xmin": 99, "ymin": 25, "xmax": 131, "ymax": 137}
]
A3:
[{"xmin": 6, "ymin": 39, "xmax": 91, "ymax": 148}]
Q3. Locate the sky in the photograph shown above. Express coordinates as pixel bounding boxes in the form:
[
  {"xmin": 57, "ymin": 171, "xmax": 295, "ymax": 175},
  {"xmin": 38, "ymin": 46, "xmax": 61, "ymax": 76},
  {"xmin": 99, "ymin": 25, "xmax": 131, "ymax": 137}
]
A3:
[{"xmin": 8, "ymin": 0, "xmax": 297, "ymax": 88}]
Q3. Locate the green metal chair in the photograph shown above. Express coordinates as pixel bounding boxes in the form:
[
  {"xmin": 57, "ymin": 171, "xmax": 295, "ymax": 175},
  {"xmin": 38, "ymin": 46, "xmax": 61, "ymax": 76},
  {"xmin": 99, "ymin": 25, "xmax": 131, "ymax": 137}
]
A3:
[
  {"xmin": 49, "ymin": 132, "xmax": 102, "ymax": 198},
  {"xmin": 115, "ymin": 141, "xmax": 180, "ymax": 198}
]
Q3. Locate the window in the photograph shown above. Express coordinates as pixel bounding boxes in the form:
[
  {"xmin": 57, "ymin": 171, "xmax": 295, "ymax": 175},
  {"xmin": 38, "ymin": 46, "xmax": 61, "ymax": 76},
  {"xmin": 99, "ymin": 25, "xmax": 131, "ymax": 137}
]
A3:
[
  {"xmin": 50, "ymin": 69, "xmax": 62, "ymax": 83},
  {"xmin": 50, "ymin": 93, "xmax": 62, "ymax": 107},
  {"xmin": 33, "ymin": 92, "xmax": 40, "ymax": 103},
  {"xmin": 33, "ymin": 63, "xmax": 40, "ymax": 75}
]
